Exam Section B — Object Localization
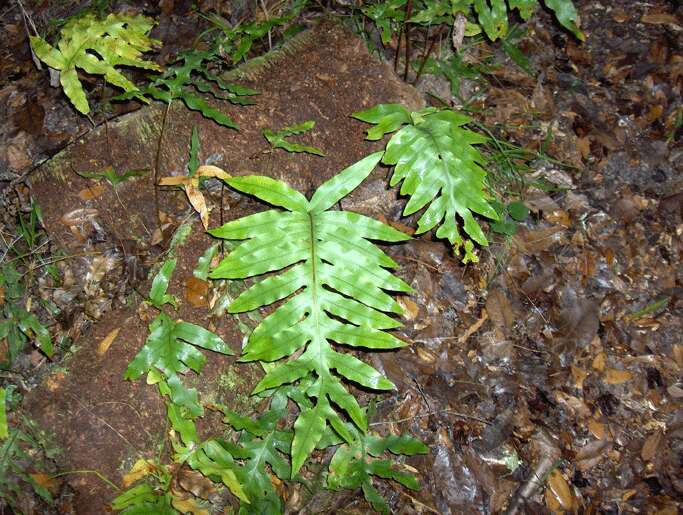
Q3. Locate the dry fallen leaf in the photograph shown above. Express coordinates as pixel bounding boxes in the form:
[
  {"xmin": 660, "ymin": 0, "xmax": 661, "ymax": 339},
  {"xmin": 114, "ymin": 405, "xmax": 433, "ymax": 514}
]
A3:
[
  {"xmin": 592, "ymin": 352, "xmax": 606, "ymax": 372},
  {"xmin": 96, "ymin": 327, "xmax": 120, "ymax": 355},
  {"xmin": 641, "ymin": 429, "xmax": 663, "ymax": 462},
  {"xmin": 486, "ymin": 288, "xmax": 515, "ymax": 334},
  {"xmin": 171, "ymin": 490, "xmax": 210, "ymax": 515},
  {"xmin": 398, "ymin": 297, "xmax": 419, "ymax": 321},
  {"xmin": 604, "ymin": 368, "xmax": 632, "ymax": 385},
  {"xmin": 122, "ymin": 458, "xmax": 158, "ymax": 487},
  {"xmin": 587, "ymin": 418, "xmax": 606, "ymax": 440},
  {"xmin": 571, "ymin": 366, "xmax": 588, "ymax": 390},
  {"xmin": 159, "ymin": 165, "xmax": 231, "ymax": 229},
  {"xmin": 77, "ymin": 183, "xmax": 105, "ymax": 201},
  {"xmin": 185, "ymin": 277, "xmax": 210, "ymax": 308},
  {"xmin": 641, "ymin": 13, "xmax": 682, "ymax": 28},
  {"xmin": 29, "ymin": 473, "xmax": 61, "ymax": 494},
  {"xmin": 546, "ymin": 469, "xmax": 574, "ymax": 511}
]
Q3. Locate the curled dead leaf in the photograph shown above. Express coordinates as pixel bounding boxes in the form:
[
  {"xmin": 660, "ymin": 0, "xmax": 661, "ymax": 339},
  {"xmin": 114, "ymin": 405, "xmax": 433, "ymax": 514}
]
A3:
[
  {"xmin": 122, "ymin": 458, "xmax": 158, "ymax": 487},
  {"xmin": 160, "ymin": 166, "xmax": 231, "ymax": 229},
  {"xmin": 458, "ymin": 309, "xmax": 488, "ymax": 345},
  {"xmin": 415, "ymin": 346, "xmax": 436, "ymax": 364},
  {"xmin": 195, "ymin": 165, "xmax": 231, "ymax": 180},
  {"xmin": 96, "ymin": 327, "xmax": 120, "ymax": 355},
  {"xmin": 60, "ymin": 208, "xmax": 98, "ymax": 226},
  {"xmin": 185, "ymin": 182, "xmax": 209, "ymax": 229},
  {"xmin": 554, "ymin": 390, "xmax": 591, "ymax": 418},
  {"xmin": 179, "ymin": 469, "xmax": 216, "ymax": 499}
]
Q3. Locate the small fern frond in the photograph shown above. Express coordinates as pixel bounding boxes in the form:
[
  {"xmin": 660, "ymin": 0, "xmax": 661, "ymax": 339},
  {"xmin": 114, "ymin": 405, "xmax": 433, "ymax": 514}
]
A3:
[
  {"xmin": 30, "ymin": 13, "xmax": 161, "ymax": 115},
  {"xmin": 353, "ymin": 104, "xmax": 500, "ymax": 263}
]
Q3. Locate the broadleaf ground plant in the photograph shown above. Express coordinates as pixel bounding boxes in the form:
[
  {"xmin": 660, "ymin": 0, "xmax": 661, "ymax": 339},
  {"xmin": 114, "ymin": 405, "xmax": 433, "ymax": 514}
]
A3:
[
  {"xmin": 136, "ymin": 48, "xmax": 258, "ymax": 129},
  {"xmin": 360, "ymin": 0, "xmax": 582, "ymax": 44}
]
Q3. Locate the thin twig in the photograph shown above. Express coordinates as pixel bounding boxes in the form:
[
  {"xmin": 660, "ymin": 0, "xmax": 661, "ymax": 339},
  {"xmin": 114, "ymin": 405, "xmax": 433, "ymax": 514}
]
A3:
[
  {"xmin": 67, "ymin": 393, "xmax": 141, "ymax": 452},
  {"xmin": 50, "ymin": 469, "xmax": 120, "ymax": 492},
  {"xmin": 370, "ymin": 408, "xmax": 490, "ymax": 426},
  {"xmin": 153, "ymin": 101, "xmax": 172, "ymax": 229}
]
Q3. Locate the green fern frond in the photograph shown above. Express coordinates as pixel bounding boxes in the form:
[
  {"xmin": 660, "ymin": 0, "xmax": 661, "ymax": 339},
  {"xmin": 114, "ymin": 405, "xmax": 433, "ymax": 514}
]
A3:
[
  {"xmin": 325, "ymin": 420, "xmax": 428, "ymax": 514},
  {"xmin": 30, "ymin": 13, "xmax": 161, "ymax": 115},
  {"xmin": 209, "ymin": 152, "xmax": 412, "ymax": 475},
  {"xmin": 139, "ymin": 49, "xmax": 257, "ymax": 129},
  {"xmin": 353, "ymin": 104, "xmax": 499, "ymax": 263}
]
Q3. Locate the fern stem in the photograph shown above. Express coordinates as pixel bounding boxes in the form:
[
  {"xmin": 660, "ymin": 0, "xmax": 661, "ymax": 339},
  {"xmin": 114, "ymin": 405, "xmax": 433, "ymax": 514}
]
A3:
[
  {"xmin": 403, "ymin": 0, "xmax": 413, "ymax": 81},
  {"xmin": 393, "ymin": 23, "xmax": 403, "ymax": 73},
  {"xmin": 50, "ymin": 469, "xmax": 120, "ymax": 492},
  {"xmin": 414, "ymin": 26, "xmax": 437, "ymax": 87},
  {"xmin": 153, "ymin": 101, "xmax": 172, "ymax": 228},
  {"xmin": 219, "ymin": 182, "xmax": 225, "ymax": 256}
]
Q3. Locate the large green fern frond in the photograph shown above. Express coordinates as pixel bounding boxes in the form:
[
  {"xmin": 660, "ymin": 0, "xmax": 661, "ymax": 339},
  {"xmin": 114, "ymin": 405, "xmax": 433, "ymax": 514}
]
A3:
[
  {"xmin": 353, "ymin": 104, "xmax": 499, "ymax": 263},
  {"xmin": 209, "ymin": 152, "xmax": 412, "ymax": 475}
]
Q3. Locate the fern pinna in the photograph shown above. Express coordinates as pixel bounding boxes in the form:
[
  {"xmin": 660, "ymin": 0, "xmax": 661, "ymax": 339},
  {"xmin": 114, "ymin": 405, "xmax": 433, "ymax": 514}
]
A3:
[
  {"xmin": 353, "ymin": 104, "xmax": 500, "ymax": 263},
  {"xmin": 209, "ymin": 152, "xmax": 412, "ymax": 474}
]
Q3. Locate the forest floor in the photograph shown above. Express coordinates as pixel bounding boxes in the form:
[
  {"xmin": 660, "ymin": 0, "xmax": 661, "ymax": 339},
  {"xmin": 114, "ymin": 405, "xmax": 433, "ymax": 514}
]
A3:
[{"xmin": 0, "ymin": 0, "xmax": 681, "ymax": 513}]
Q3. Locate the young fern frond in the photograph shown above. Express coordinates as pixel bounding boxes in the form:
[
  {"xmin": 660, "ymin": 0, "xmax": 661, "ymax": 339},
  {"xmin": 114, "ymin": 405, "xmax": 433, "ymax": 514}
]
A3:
[
  {"xmin": 123, "ymin": 49, "xmax": 258, "ymax": 129},
  {"xmin": 353, "ymin": 104, "xmax": 500, "ymax": 263},
  {"xmin": 209, "ymin": 152, "xmax": 413, "ymax": 475},
  {"xmin": 324, "ymin": 420, "xmax": 428, "ymax": 514}
]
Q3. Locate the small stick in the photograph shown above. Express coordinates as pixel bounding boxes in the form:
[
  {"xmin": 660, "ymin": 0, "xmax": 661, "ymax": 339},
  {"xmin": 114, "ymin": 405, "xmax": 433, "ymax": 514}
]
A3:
[{"xmin": 153, "ymin": 102, "xmax": 172, "ymax": 228}]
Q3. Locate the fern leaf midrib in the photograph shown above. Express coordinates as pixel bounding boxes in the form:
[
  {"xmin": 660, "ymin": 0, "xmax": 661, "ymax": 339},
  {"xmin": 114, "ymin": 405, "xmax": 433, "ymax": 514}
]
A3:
[
  {"xmin": 307, "ymin": 210, "xmax": 327, "ymax": 387},
  {"xmin": 419, "ymin": 122, "xmax": 450, "ymax": 189}
]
